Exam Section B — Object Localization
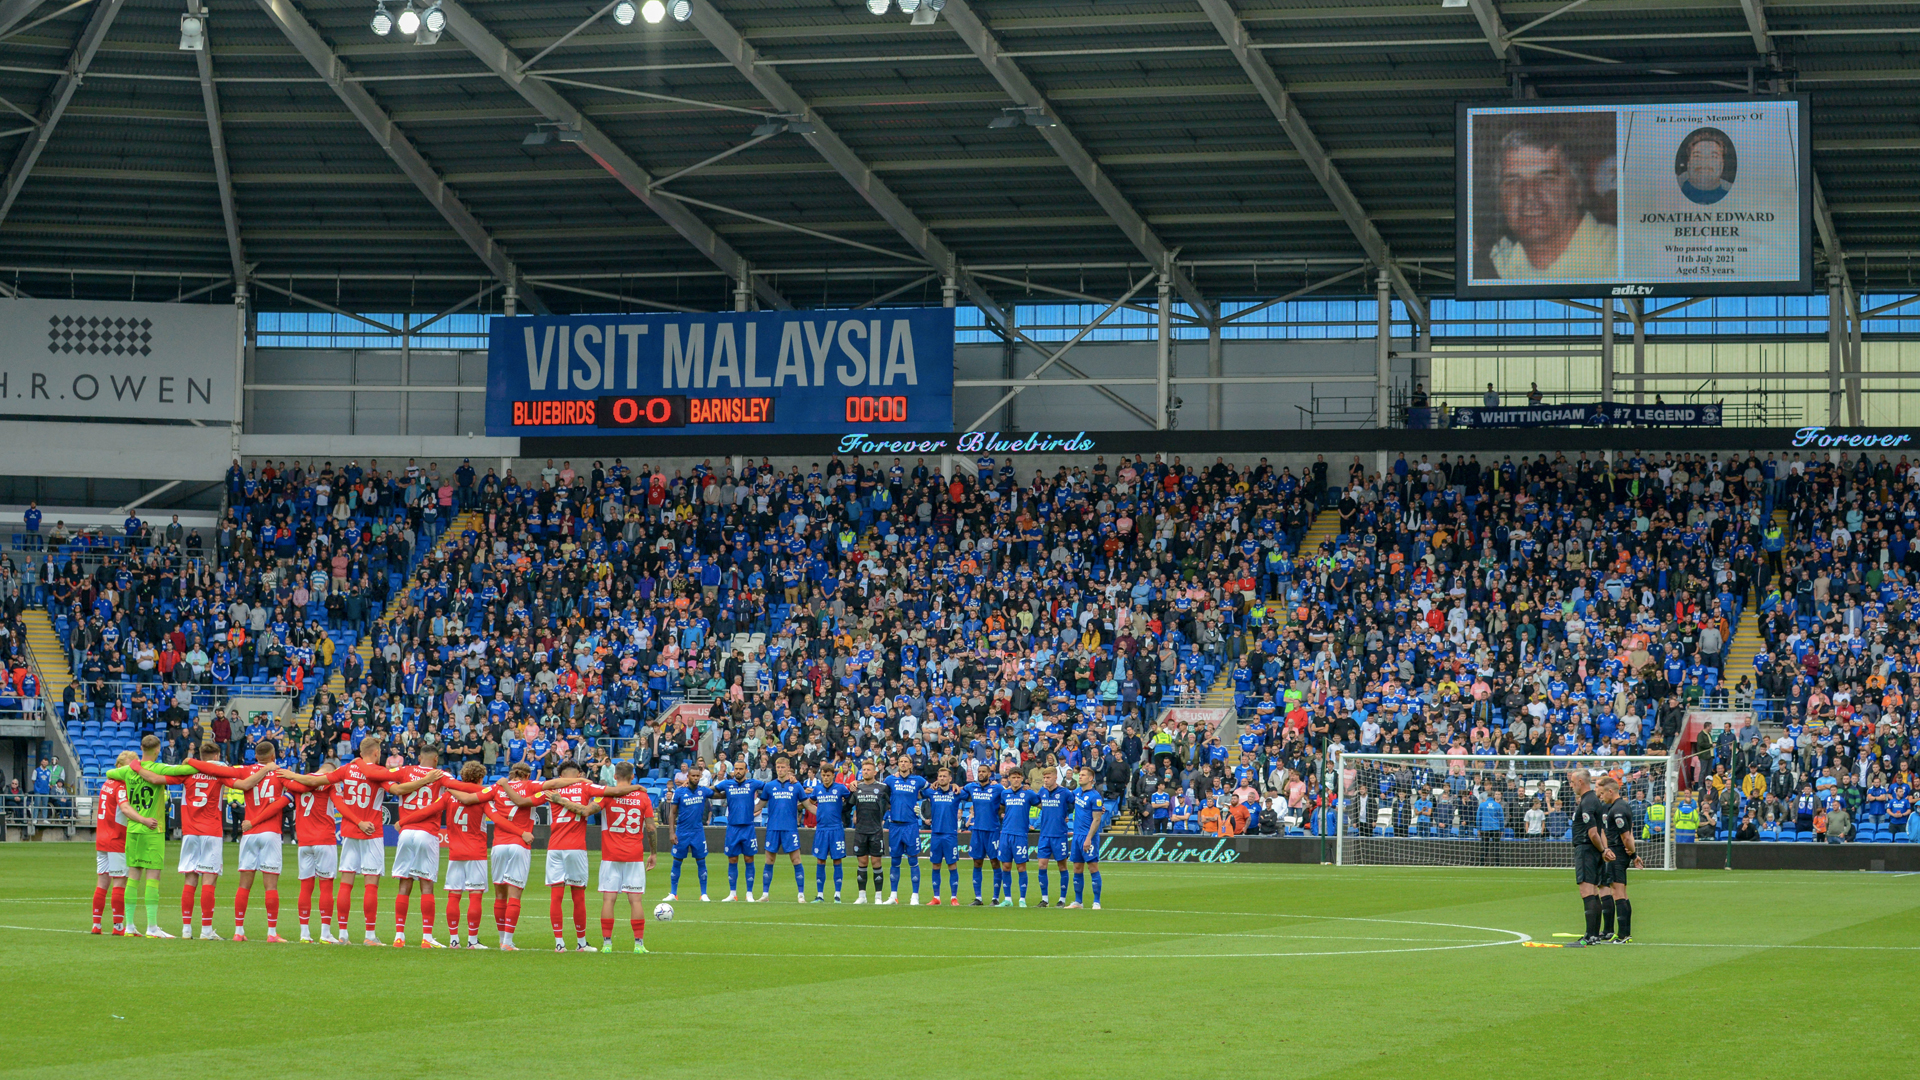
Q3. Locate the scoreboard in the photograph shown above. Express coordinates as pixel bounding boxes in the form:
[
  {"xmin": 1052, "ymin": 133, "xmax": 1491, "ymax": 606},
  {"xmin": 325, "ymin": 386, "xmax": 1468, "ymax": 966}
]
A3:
[{"xmin": 486, "ymin": 309, "xmax": 954, "ymax": 437}]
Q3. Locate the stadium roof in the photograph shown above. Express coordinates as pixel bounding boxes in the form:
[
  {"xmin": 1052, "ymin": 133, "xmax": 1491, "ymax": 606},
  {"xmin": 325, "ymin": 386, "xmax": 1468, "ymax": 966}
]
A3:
[{"xmin": 0, "ymin": 0, "xmax": 1915, "ymax": 314}]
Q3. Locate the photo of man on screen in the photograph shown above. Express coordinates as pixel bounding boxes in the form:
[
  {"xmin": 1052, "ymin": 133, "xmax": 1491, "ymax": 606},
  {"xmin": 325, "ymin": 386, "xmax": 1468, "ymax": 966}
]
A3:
[
  {"xmin": 1676, "ymin": 127, "xmax": 1736, "ymax": 205},
  {"xmin": 1484, "ymin": 125, "xmax": 1618, "ymax": 281}
]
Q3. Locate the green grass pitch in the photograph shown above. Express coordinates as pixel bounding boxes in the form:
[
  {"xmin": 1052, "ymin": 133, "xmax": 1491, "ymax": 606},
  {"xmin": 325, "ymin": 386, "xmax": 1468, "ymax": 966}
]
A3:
[{"xmin": 1, "ymin": 843, "xmax": 1914, "ymax": 1079}]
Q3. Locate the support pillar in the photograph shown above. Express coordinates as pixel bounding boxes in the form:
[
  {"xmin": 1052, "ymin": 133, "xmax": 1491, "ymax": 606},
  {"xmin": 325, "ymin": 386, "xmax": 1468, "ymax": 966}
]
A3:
[
  {"xmin": 1847, "ymin": 288, "xmax": 1864, "ymax": 425},
  {"xmin": 231, "ymin": 282, "xmax": 247, "ymax": 460},
  {"xmin": 1600, "ymin": 301, "xmax": 1615, "ymax": 404},
  {"xmin": 504, "ymin": 281, "xmax": 518, "ymax": 317},
  {"xmin": 941, "ymin": 273, "xmax": 957, "ymax": 309},
  {"xmin": 1631, "ymin": 298, "xmax": 1645, "ymax": 406},
  {"xmin": 1155, "ymin": 263, "xmax": 1172, "ymax": 430},
  {"xmin": 734, "ymin": 277, "xmax": 751, "ymax": 313},
  {"xmin": 1207, "ymin": 320, "xmax": 1223, "ymax": 430},
  {"xmin": 1375, "ymin": 269, "xmax": 1391, "ymax": 428},
  {"xmin": 1827, "ymin": 271, "xmax": 1844, "ymax": 424}
]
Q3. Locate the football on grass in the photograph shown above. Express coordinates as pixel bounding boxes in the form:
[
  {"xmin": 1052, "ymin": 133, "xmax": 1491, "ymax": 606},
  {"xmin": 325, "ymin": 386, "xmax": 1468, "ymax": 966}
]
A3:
[{"xmin": 653, "ymin": 903, "xmax": 675, "ymax": 922}]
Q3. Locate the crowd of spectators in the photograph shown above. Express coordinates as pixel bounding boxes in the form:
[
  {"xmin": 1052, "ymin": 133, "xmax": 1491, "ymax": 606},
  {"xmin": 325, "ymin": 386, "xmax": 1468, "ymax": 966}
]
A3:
[{"xmin": 7, "ymin": 444, "xmax": 1919, "ymax": 848}]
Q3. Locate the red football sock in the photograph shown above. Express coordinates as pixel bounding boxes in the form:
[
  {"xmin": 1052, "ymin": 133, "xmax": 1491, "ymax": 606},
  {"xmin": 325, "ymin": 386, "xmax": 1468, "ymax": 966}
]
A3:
[
  {"xmin": 447, "ymin": 893, "xmax": 463, "ymax": 938},
  {"xmin": 493, "ymin": 894, "xmax": 507, "ymax": 931},
  {"xmin": 180, "ymin": 883, "xmax": 195, "ymax": 924},
  {"xmin": 600, "ymin": 916, "xmax": 615, "ymax": 942},
  {"xmin": 362, "ymin": 883, "xmax": 377, "ymax": 933},
  {"xmin": 92, "ymin": 886, "xmax": 106, "ymax": 926},
  {"xmin": 421, "ymin": 892, "xmax": 435, "ymax": 936},
  {"xmin": 570, "ymin": 886, "xmax": 587, "ymax": 935},
  {"xmin": 506, "ymin": 897, "xmax": 521, "ymax": 932},
  {"xmin": 110, "ymin": 886, "xmax": 125, "ymax": 925},
  {"xmin": 394, "ymin": 893, "xmax": 410, "ymax": 935},
  {"xmin": 264, "ymin": 889, "xmax": 279, "ymax": 930},
  {"xmin": 199, "ymin": 882, "xmax": 217, "ymax": 927},
  {"xmin": 466, "ymin": 893, "xmax": 481, "ymax": 936},
  {"xmin": 334, "ymin": 879, "xmax": 352, "ymax": 928},
  {"xmin": 233, "ymin": 886, "xmax": 250, "ymax": 931},
  {"xmin": 298, "ymin": 879, "xmax": 314, "ymax": 926},
  {"xmin": 632, "ymin": 914, "xmax": 645, "ymax": 941},
  {"xmin": 549, "ymin": 886, "xmax": 564, "ymax": 937},
  {"xmin": 318, "ymin": 879, "xmax": 334, "ymax": 927}
]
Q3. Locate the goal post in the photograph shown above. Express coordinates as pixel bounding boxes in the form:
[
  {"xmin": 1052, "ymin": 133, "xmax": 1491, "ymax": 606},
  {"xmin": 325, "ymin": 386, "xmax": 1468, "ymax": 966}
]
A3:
[{"xmin": 1334, "ymin": 752, "xmax": 1677, "ymax": 870}]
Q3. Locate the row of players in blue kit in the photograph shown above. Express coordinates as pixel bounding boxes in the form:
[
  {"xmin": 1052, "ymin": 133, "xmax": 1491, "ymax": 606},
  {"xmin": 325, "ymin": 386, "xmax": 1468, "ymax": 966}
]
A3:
[{"xmin": 660, "ymin": 754, "xmax": 1108, "ymax": 909}]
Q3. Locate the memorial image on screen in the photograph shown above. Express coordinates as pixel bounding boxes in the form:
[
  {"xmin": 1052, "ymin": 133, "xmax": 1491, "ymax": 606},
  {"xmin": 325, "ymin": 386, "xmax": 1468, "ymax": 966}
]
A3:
[{"xmin": 1457, "ymin": 97, "xmax": 1811, "ymax": 298}]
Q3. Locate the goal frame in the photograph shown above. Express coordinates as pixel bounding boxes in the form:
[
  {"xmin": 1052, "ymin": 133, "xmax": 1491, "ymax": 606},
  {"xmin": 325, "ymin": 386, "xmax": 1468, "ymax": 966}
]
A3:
[{"xmin": 1333, "ymin": 751, "xmax": 1679, "ymax": 871}]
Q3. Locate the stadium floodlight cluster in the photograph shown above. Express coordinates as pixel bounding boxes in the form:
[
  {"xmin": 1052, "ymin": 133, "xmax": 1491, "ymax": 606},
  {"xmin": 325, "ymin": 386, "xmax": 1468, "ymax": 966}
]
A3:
[
  {"xmin": 1334, "ymin": 753, "xmax": 1678, "ymax": 871},
  {"xmin": 377, "ymin": 0, "xmax": 691, "ymax": 38}
]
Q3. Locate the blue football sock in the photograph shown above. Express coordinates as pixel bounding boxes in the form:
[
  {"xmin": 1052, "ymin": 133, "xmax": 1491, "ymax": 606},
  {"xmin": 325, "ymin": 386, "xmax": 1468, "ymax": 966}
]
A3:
[
  {"xmin": 930, "ymin": 866, "xmax": 941, "ymax": 898},
  {"xmin": 794, "ymin": 864, "xmax": 805, "ymax": 897},
  {"xmin": 1074, "ymin": 872, "xmax": 1085, "ymax": 903},
  {"xmin": 762, "ymin": 863, "xmax": 774, "ymax": 892},
  {"xmin": 671, "ymin": 859, "xmax": 682, "ymax": 893},
  {"xmin": 1018, "ymin": 870, "xmax": 1028, "ymax": 898},
  {"xmin": 1091, "ymin": 871, "xmax": 1101, "ymax": 903},
  {"xmin": 949, "ymin": 868, "xmax": 958, "ymax": 896},
  {"xmin": 1038, "ymin": 869, "xmax": 1049, "ymax": 899},
  {"xmin": 833, "ymin": 863, "xmax": 843, "ymax": 891},
  {"xmin": 973, "ymin": 866, "xmax": 983, "ymax": 897},
  {"xmin": 908, "ymin": 859, "xmax": 920, "ymax": 893},
  {"xmin": 889, "ymin": 858, "xmax": 900, "ymax": 892},
  {"xmin": 815, "ymin": 863, "xmax": 826, "ymax": 891},
  {"xmin": 727, "ymin": 862, "xmax": 738, "ymax": 892},
  {"xmin": 696, "ymin": 860, "xmax": 708, "ymax": 890}
]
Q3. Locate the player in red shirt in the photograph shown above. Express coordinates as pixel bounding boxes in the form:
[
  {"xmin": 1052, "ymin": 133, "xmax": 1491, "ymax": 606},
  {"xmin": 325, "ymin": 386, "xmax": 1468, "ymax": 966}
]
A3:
[
  {"xmin": 541, "ymin": 761, "xmax": 647, "ymax": 952},
  {"xmin": 386, "ymin": 743, "xmax": 484, "ymax": 948},
  {"xmin": 278, "ymin": 767, "xmax": 341, "ymax": 943},
  {"xmin": 480, "ymin": 762, "xmax": 547, "ymax": 951},
  {"xmin": 589, "ymin": 761, "xmax": 656, "ymax": 954},
  {"xmin": 279, "ymin": 735, "xmax": 439, "ymax": 945},
  {"xmin": 92, "ymin": 751, "xmax": 135, "ymax": 935},
  {"xmin": 443, "ymin": 762, "xmax": 500, "ymax": 948},
  {"xmin": 228, "ymin": 738, "xmax": 294, "ymax": 942},
  {"xmin": 131, "ymin": 743, "xmax": 269, "ymax": 940}
]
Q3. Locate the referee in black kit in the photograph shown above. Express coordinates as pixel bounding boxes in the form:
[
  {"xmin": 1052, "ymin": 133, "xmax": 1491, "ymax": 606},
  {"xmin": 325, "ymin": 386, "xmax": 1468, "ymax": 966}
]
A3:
[
  {"xmin": 1568, "ymin": 768, "xmax": 1616, "ymax": 944},
  {"xmin": 849, "ymin": 760, "xmax": 889, "ymax": 904}
]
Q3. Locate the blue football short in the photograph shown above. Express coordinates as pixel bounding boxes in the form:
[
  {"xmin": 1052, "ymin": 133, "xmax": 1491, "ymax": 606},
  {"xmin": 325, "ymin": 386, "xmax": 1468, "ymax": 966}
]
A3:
[
  {"xmin": 724, "ymin": 825, "xmax": 757, "ymax": 857},
  {"xmin": 996, "ymin": 833, "xmax": 1028, "ymax": 864},
  {"xmin": 811, "ymin": 827, "xmax": 846, "ymax": 860},
  {"xmin": 969, "ymin": 829, "xmax": 997, "ymax": 861},
  {"xmin": 1035, "ymin": 835, "xmax": 1072, "ymax": 862},
  {"xmin": 887, "ymin": 825, "xmax": 920, "ymax": 858},
  {"xmin": 764, "ymin": 828, "xmax": 799, "ymax": 854},
  {"xmin": 1071, "ymin": 831, "xmax": 1101, "ymax": 864},
  {"xmin": 671, "ymin": 837, "xmax": 708, "ymax": 861},
  {"xmin": 927, "ymin": 834, "xmax": 958, "ymax": 865}
]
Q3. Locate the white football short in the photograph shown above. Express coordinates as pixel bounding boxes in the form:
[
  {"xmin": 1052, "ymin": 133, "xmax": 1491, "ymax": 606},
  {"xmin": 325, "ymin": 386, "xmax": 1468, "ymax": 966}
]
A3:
[
  {"xmin": 95, "ymin": 851, "xmax": 127, "ymax": 877},
  {"xmin": 238, "ymin": 833, "xmax": 283, "ymax": 874},
  {"xmin": 391, "ymin": 829, "xmax": 441, "ymax": 881},
  {"xmin": 597, "ymin": 860, "xmax": 646, "ymax": 894},
  {"xmin": 338, "ymin": 836, "xmax": 386, "ymax": 876},
  {"xmin": 490, "ymin": 844, "xmax": 531, "ymax": 889},
  {"xmin": 544, "ymin": 848, "xmax": 589, "ymax": 887},
  {"xmin": 445, "ymin": 859, "xmax": 489, "ymax": 891},
  {"xmin": 298, "ymin": 845, "xmax": 338, "ymax": 880},
  {"xmin": 177, "ymin": 834, "xmax": 223, "ymax": 875}
]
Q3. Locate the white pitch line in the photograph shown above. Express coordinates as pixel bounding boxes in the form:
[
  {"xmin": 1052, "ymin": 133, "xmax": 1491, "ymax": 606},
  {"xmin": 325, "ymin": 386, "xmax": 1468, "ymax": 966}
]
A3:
[
  {"xmin": 1633, "ymin": 941, "xmax": 1920, "ymax": 951},
  {"xmin": 670, "ymin": 919, "xmax": 1484, "ymax": 944}
]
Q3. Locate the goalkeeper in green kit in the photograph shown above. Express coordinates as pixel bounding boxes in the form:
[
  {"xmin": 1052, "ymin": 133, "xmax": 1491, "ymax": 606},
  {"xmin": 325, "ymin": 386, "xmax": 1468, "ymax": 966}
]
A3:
[{"xmin": 106, "ymin": 733, "xmax": 198, "ymax": 938}]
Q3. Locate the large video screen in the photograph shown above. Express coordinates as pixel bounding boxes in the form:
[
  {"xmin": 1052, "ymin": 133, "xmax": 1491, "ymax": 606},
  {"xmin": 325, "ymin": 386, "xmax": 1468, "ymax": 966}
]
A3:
[{"xmin": 1457, "ymin": 97, "xmax": 1812, "ymax": 298}]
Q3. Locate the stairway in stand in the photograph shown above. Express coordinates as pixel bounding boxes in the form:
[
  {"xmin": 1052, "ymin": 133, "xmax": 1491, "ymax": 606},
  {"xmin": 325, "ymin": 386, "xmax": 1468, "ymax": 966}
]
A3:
[
  {"xmin": 20, "ymin": 608, "xmax": 72, "ymax": 711},
  {"xmin": 1300, "ymin": 506, "xmax": 1342, "ymax": 552},
  {"xmin": 290, "ymin": 511, "xmax": 482, "ymax": 730}
]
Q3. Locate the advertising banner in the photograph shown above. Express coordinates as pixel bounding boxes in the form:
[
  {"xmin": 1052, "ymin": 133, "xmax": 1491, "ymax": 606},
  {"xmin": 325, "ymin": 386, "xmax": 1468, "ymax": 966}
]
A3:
[
  {"xmin": 0, "ymin": 299, "xmax": 237, "ymax": 421},
  {"xmin": 1450, "ymin": 402, "xmax": 1723, "ymax": 428},
  {"xmin": 486, "ymin": 309, "xmax": 955, "ymax": 437}
]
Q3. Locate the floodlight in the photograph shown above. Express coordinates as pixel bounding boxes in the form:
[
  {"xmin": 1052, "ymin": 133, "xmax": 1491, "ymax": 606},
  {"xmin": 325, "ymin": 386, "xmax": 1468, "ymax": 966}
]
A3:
[
  {"xmin": 670, "ymin": 0, "xmax": 691, "ymax": 20},
  {"xmin": 614, "ymin": 1, "xmax": 637, "ymax": 25},
  {"xmin": 179, "ymin": 12, "xmax": 206, "ymax": 52},
  {"xmin": 397, "ymin": 2, "xmax": 420, "ymax": 36},
  {"xmin": 867, "ymin": 0, "xmax": 889, "ymax": 13},
  {"xmin": 371, "ymin": 0, "xmax": 392, "ymax": 35},
  {"xmin": 899, "ymin": 0, "xmax": 919, "ymax": 11},
  {"xmin": 423, "ymin": 1, "xmax": 445, "ymax": 32},
  {"xmin": 642, "ymin": 0, "xmax": 666, "ymax": 23}
]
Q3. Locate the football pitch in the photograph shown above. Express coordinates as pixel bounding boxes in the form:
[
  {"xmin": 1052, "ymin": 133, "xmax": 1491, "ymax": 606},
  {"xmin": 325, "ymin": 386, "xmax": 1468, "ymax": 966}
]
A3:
[{"xmin": 0, "ymin": 844, "xmax": 1914, "ymax": 1080}]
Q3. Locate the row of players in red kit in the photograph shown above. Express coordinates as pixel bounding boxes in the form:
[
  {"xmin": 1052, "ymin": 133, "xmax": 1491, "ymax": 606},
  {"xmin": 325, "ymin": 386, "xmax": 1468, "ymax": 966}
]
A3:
[{"xmin": 101, "ymin": 735, "xmax": 657, "ymax": 953}]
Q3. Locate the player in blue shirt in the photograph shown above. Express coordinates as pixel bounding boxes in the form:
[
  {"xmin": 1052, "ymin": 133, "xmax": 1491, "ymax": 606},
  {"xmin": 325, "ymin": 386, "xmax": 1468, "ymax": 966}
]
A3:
[
  {"xmin": 664, "ymin": 768, "xmax": 713, "ymax": 902},
  {"xmin": 881, "ymin": 756, "xmax": 929, "ymax": 904},
  {"xmin": 806, "ymin": 769, "xmax": 851, "ymax": 902},
  {"xmin": 997, "ymin": 771, "xmax": 1042, "ymax": 907},
  {"xmin": 1070, "ymin": 765, "xmax": 1107, "ymax": 908},
  {"xmin": 757, "ymin": 757, "xmax": 807, "ymax": 902},
  {"xmin": 712, "ymin": 761, "xmax": 763, "ymax": 901},
  {"xmin": 922, "ymin": 767, "xmax": 964, "ymax": 905},
  {"xmin": 962, "ymin": 772, "xmax": 1006, "ymax": 905},
  {"xmin": 1033, "ymin": 770, "xmax": 1074, "ymax": 906}
]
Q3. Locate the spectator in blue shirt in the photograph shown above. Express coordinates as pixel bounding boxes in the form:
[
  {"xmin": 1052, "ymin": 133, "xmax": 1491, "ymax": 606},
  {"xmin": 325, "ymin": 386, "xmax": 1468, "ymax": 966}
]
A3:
[{"xmin": 1476, "ymin": 789, "xmax": 1505, "ymax": 865}]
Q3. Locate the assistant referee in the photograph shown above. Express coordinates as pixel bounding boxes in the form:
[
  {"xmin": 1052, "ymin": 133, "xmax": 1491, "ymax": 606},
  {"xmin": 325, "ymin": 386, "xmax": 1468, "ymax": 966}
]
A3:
[{"xmin": 1568, "ymin": 768, "xmax": 1616, "ymax": 944}]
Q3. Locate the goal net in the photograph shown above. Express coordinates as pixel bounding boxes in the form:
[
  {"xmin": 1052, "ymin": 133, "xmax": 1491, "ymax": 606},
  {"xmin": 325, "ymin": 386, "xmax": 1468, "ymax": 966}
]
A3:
[{"xmin": 1334, "ymin": 753, "xmax": 1677, "ymax": 871}]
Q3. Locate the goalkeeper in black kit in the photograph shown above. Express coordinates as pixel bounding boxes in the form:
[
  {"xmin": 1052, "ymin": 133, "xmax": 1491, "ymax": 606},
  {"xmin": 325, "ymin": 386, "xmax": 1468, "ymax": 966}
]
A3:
[{"xmin": 1599, "ymin": 775, "xmax": 1638, "ymax": 943}]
